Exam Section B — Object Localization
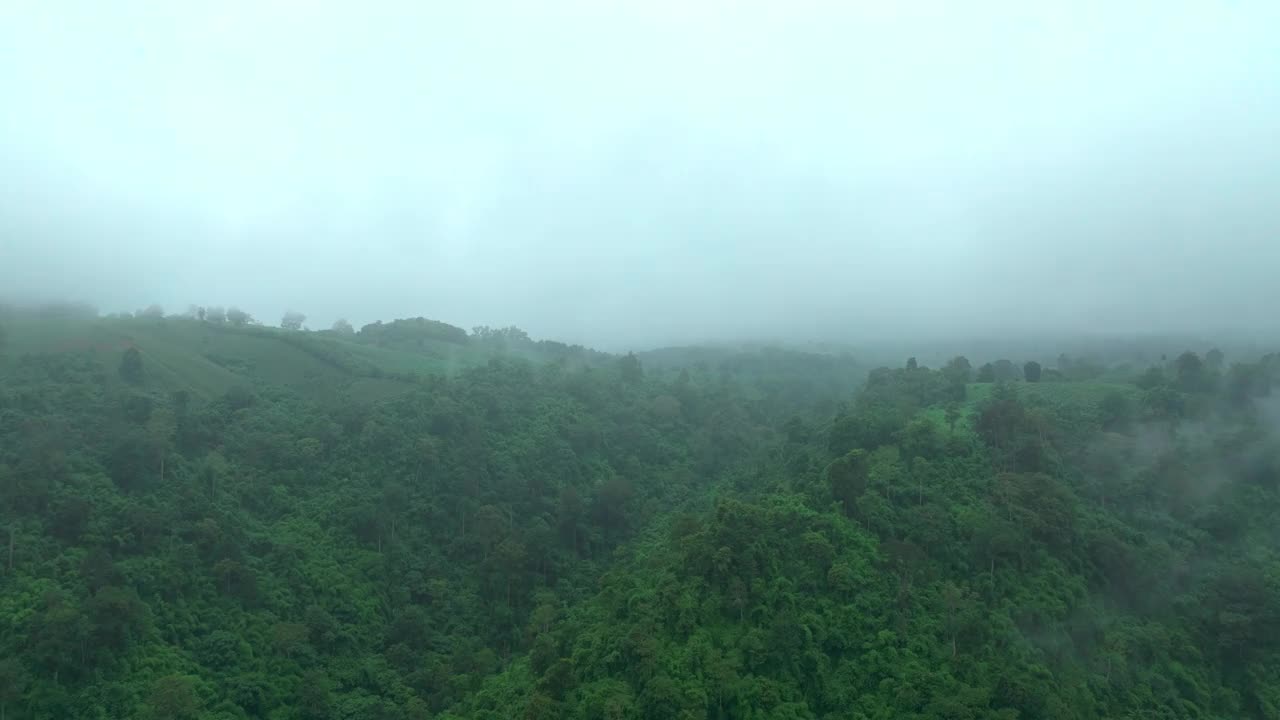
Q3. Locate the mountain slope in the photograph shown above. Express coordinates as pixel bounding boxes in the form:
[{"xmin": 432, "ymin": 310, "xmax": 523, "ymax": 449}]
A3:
[
  {"xmin": 452, "ymin": 362, "xmax": 1280, "ymax": 720},
  {"xmin": 2, "ymin": 308, "xmax": 1279, "ymax": 719},
  {"xmin": 0, "ymin": 309, "xmax": 858, "ymax": 719}
]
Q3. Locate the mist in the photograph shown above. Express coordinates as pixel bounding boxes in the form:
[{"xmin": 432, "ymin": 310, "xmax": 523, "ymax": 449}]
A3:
[{"xmin": 3, "ymin": 1, "xmax": 1279, "ymax": 350}]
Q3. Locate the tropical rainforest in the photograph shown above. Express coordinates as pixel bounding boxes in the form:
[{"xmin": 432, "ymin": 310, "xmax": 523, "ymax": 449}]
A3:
[{"xmin": 2, "ymin": 303, "xmax": 1280, "ymax": 720}]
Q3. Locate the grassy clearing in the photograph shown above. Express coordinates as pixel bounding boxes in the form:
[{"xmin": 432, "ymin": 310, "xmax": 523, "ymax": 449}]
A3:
[{"xmin": 0, "ymin": 314, "xmax": 585, "ymax": 405}]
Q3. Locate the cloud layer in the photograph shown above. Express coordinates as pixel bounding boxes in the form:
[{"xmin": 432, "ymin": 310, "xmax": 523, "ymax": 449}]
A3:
[{"xmin": 3, "ymin": 1, "xmax": 1279, "ymax": 348}]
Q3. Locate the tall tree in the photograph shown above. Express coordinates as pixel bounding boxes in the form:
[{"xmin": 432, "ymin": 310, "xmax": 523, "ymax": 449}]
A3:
[
  {"xmin": 976, "ymin": 363, "xmax": 996, "ymax": 383},
  {"xmin": 0, "ymin": 658, "xmax": 28, "ymax": 720},
  {"xmin": 200, "ymin": 451, "xmax": 228, "ymax": 499},
  {"xmin": 940, "ymin": 582, "xmax": 976, "ymax": 657},
  {"xmin": 826, "ymin": 450, "xmax": 869, "ymax": 516},
  {"xmin": 1175, "ymin": 351, "xmax": 1212, "ymax": 393},
  {"xmin": 119, "ymin": 347, "xmax": 144, "ymax": 384},
  {"xmin": 991, "ymin": 359, "xmax": 1020, "ymax": 382},
  {"xmin": 943, "ymin": 356, "xmax": 972, "ymax": 383},
  {"xmin": 281, "ymin": 311, "xmax": 306, "ymax": 331},
  {"xmin": 145, "ymin": 675, "xmax": 200, "ymax": 720},
  {"xmin": 618, "ymin": 353, "xmax": 644, "ymax": 383},
  {"xmin": 226, "ymin": 307, "xmax": 252, "ymax": 326},
  {"xmin": 1023, "ymin": 361, "xmax": 1042, "ymax": 383},
  {"xmin": 298, "ymin": 669, "xmax": 332, "ymax": 720},
  {"xmin": 147, "ymin": 406, "xmax": 177, "ymax": 482},
  {"xmin": 944, "ymin": 402, "xmax": 961, "ymax": 433}
]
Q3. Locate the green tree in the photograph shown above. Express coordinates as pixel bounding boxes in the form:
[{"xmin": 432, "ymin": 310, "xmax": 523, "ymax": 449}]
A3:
[
  {"xmin": 897, "ymin": 417, "xmax": 943, "ymax": 465},
  {"xmin": 940, "ymin": 581, "xmax": 977, "ymax": 657},
  {"xmin": 976, "ymin": 363, "xmax": 996, "ymax": 383},
  {"xmin": 639, "ymin": 673, "xmax": 684, "ymax": 719},
  {"xmin": 618, "ymin": 352, "xmax": 644, "ymax": 383},
  {"xmin": 944, "ymin": 402, "xmax": 961, "ymax": 434},
  {"xmin": 1226, "ymin": 362, "xmax": 1270, "ymax": 408},
  {"xmin": 1175, "ymin": 351, "xmax": 1212, "ymax": 393},
  {"xmin": 975, "ymin": 390, "xmax": 1029, "ymax": 466},
  {"xmin": 88, "ymin": 585, "xmax": 149, "ymax": 653},
  {"xmin": 146, "ymin": 405, "xmax": 176, "ymax": 482},
  {"xmin": 199, "ymin": 451, "xmax": 228, "ymax": 499},
  {"xmin": 942, "ymin": 356, "xmax": 971, "ymax": 397},
  {"xmin": 29, "ymin": 597, "xmax": 90, "ymax": 682},
  {"xmin": 1135, "ymin": 365, "xmax": 1166, "ymax": 389},
  {"xmin": 270, "ymin": 622, "xmax": 310, "ymax": 658},
  {"xmin": 943, "ymin": 355, "xmax": 972, "ymax": 379},
  {"xmin": 0, "ymin": 658, "xmax": 29, "ymax": 720},
  {"xmin": 119, "ymin": 347, "xmax": 145, "ymax": 383},
  {"xmin": 226, "ymin": 307, "xmax": 252, "ymax": 326},
  {"xmin": 826, "ymin": 450, "xmax": 869, "ymax": 516},
  {"xmin": 1023, "ymin": 361, "xmax": 1042, "ymax": 383},
  {"xmin": 1098, "ymin": 391, "xmax": 1135, "ymax": 432},
  {"xmin": 281, "ymin": 311, "xmax": 306, "ymax": 331},
  {"xmin": 992, "ymin": 359, "xmax": 1020, "ymax": 382},
  {"xmin": 145, "ymin": 675, "xmax": 199, "ymax": 720}
]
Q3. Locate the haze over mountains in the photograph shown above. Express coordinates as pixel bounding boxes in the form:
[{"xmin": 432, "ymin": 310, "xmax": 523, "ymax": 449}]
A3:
[
  {"xmin": 6, "ymin": 5, "xmax": 1280, "ymax": 716},
  {"xmin": 4, "ymin": 1, "xmax": 1280, "ymax": 349}
]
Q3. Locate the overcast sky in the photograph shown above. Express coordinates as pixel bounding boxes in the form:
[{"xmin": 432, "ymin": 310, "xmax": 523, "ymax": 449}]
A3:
[{"xmin": 2, "ymin": 1, "xmax": 1278, "ymax": 349}]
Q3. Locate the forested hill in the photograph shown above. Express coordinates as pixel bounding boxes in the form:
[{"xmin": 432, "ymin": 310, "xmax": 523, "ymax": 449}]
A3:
[
  {"xmin": 2, "ymin": 307, "xmax": 1280, "ymax": 719},
  {"xmin": 0, "ymin": 306, "xmax": 616, "ymax": 400}
]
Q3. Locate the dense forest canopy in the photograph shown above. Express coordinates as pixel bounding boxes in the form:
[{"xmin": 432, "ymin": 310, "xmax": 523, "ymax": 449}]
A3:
[
  {"xmin": 4, "ymin": 2, "xmax": 1278, "ymax": 718},
  {"xmin": 2, "ymin": 305, "xmax": 1280, "ymax": 719}
]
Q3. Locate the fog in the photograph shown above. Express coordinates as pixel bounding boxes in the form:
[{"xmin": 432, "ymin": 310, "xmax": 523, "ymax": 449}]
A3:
[{"xmin": 2, "ymin": 1, "xmax": 1279, "ymax": 350}]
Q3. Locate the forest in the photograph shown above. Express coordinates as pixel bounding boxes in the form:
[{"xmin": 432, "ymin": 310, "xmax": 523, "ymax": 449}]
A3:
[{"xmin": 2, "ymin": 304, "xmax": 1280, "ymax": 719}]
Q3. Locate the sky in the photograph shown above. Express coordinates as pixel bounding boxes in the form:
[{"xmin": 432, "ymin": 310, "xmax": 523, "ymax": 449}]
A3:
[{"xmin": 2, "ymin": 0, "xmax": 1279, "ymax": 350}]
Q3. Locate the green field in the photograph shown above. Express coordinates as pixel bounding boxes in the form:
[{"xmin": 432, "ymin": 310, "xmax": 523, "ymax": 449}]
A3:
[{"xmin": 0, "ymin": 314, "xmax": 527, "ymax": 401}]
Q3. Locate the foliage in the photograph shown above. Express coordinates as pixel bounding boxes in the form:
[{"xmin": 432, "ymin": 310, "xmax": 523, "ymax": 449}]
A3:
[
  {"xmin": 1024, "ymin": 360, "xmax": 1042, "ymax": 383},
  {"xmin": 226, "ymin": 307, "xmax": 252, "ymax": 326},
  {"xmin": 120, "ymin": 347, "xmax": 145, "ymax": 384},
  {"xmin": 2, "ymin": 308, "xmax": 1280, "ymax": 719},
  {"xmin": 361, "ymin": 317, "xmax": 471, "ymax": 347},
  {"xmin": 281, "ymin": 312, "xmax": 307, "ymax": 331}
]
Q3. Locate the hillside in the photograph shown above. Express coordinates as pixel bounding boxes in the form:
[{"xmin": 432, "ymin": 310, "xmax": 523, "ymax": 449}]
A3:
[
  {"xmin": 2, "ymin": 309, "xmax": 1280, "ymax": 719},
  {"xmin": 0, "ymin": 309, "xmax": 610, "ymax": 403},
  {"xmin": 452, "ymin": 355, "xmax": 1280, "ymax": 720}
]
